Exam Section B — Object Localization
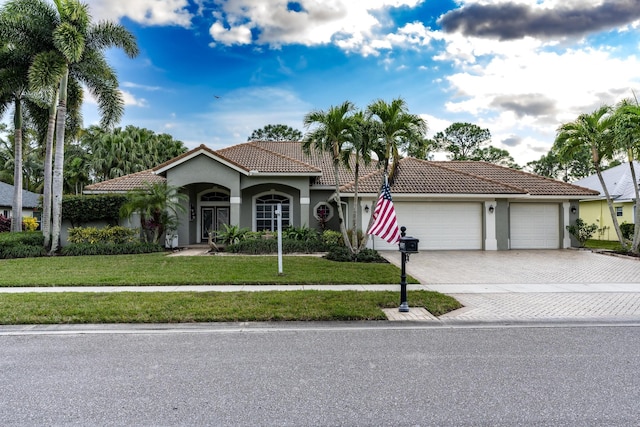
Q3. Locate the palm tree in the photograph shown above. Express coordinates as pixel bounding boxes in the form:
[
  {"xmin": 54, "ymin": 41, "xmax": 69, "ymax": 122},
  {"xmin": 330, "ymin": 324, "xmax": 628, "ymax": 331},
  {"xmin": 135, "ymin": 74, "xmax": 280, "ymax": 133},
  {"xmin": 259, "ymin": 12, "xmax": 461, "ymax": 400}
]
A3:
[
  {"xmin": 366, "ymin": 98, "xmax": 427, "ymax": 180},
  {"xmin": 27, "ymin": 0, "xmax": 138, "ymax": 253},
  {"xmin": 344, "ymin": 111, "xmax": 383, "ymax": 251},
  {"xmin": 303, "ymin": 101, "xmax": 356, "ymax": 251},
  {"xmin": 120, "ymin": 182, "xmax": 188, "ymax": 245},
  {"xmin": 554, "ymin": 105, "xmax": 627, "ymax": 249},
  {"xmin": 613, "ymin": 98, "xmax": 640, "ymax": 253},
  {"xmin": 0, "ymin": 0, "xmax": 58, "ymax": 231}
]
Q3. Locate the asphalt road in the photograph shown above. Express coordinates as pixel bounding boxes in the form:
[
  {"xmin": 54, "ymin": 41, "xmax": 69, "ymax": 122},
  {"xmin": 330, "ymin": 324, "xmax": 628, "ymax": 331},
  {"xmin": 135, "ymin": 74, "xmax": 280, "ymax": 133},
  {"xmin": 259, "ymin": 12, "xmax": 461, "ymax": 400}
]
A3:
[{"xmin": 2, "ymin": 323, "xmax": 640, "ymax": 426}]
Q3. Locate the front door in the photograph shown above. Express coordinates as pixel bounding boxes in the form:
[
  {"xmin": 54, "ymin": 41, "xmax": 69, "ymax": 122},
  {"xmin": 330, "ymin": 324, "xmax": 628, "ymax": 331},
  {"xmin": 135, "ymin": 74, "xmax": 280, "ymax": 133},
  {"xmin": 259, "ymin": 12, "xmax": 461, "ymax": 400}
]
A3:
[{"xmin": 201, "ymin": 207, "xmax": 230, "ymax": 241}]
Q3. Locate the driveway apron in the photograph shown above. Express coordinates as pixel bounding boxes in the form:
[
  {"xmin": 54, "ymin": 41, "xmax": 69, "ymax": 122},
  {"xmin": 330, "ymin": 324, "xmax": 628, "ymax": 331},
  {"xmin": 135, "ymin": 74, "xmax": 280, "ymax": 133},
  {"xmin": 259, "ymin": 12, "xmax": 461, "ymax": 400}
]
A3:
[{"xmin": 381, "ymin": 249, "xmax": 640, "ymax": 323}]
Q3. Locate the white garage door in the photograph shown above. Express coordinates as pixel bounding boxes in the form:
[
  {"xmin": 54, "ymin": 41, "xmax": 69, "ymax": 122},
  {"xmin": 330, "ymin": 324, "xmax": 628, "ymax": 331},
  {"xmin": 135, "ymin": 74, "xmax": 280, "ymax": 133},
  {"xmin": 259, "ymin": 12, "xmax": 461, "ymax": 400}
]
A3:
[
  {"xmin": 510, "ymin": 203, "xmax": 559, "ymax": 249},
  {"xmin": 371, "ymin": 202, "xmax": 483, "ymax": 250}
]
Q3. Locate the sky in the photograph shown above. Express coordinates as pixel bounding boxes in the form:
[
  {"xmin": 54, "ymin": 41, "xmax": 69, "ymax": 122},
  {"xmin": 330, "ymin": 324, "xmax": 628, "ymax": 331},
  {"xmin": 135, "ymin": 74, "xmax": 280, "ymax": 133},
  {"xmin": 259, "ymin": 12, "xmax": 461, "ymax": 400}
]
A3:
[{"xmin": 3, "ymin": 0, "xmax": 640, "ymax": 166}]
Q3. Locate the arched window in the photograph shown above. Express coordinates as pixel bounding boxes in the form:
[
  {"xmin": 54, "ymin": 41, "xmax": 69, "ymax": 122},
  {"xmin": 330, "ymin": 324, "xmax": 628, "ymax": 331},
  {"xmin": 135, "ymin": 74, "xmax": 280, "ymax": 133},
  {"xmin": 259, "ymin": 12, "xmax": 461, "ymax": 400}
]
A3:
[
  {"xmin": 256, "ymin": 194, "xmax": 290, "ymax": 231},
  {"xmin": 201, "ymin": 191, "xmax": 230, "ymax": 202}
]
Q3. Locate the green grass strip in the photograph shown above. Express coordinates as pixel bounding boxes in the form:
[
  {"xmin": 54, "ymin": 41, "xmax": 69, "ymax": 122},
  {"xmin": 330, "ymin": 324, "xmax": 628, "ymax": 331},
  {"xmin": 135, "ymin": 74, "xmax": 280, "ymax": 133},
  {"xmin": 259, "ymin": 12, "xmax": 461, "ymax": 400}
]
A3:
[
  {"xmin": 0, "ymin": 291, "xmax": 461, "ymax": 324},
  {"xmin": 0, "ymin": 253, "xmax": 418, "ymax": 287}
]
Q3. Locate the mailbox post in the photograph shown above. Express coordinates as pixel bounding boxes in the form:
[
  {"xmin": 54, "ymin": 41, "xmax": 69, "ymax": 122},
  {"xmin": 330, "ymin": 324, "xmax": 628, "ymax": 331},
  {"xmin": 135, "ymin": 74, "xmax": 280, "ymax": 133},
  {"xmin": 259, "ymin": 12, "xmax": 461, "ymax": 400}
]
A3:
[{"xmin": 398, "ymin": 226, "xmax": 419, "ymax": 312}]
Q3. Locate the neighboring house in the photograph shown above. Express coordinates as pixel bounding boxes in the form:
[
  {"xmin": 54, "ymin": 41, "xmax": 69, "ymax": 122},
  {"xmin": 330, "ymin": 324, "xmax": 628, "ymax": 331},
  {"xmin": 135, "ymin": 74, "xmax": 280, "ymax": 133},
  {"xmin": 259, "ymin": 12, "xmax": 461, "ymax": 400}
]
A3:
[
  {"xmin": 0, "ymin": 181, "xmax": 40, "ymax": 221},
  {"xmin": 85, "ymin": 141, "xmax": 599, "ymax": 250},
  {"xmin": 573, "ymin": 161, "xmax": 639, "ymax": 241}
]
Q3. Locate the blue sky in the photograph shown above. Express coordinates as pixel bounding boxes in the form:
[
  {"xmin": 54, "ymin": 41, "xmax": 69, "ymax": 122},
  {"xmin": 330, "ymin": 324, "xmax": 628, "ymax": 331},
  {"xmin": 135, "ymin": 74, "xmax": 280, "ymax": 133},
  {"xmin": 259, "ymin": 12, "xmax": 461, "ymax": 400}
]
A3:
[{"xmin": 4, "ymin": 0, "xmax": 640, "ymax": 166}]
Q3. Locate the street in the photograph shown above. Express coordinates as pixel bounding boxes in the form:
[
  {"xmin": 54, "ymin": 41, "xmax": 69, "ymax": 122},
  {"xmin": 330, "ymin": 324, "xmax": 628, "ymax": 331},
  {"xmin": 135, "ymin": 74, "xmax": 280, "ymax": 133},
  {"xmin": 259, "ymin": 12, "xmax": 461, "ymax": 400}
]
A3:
[{"xmin": 2, "ymin": 322, "xmax": 640, "ymax": 426}]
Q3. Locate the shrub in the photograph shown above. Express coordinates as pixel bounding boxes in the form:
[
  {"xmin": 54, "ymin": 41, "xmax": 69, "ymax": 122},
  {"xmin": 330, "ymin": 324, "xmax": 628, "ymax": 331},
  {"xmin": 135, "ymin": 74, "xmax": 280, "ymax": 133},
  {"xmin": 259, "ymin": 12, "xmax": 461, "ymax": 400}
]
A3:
[
  {"xmin": 68, "ymin": 226, "xmax": 138, "ymax": 245},
  {"xmin": 284, "ymin": 225, "xmax": 318, "ymax": 241},
  {"xmin": 63, "ymin": 194, "xmax": 129, "ymax": 227},
  {"xmin": 321, "ymin": 230, "xmax": 343, "ymax": 247},
  {"xmin": 0, "ymin": 215, "xmax": 12, "ymax": 232},
  {"xmin": 620, "ymin": 223, "xmax": 635, "ymax": 240},
  {"xmin": 22, "ymin": 216, "xmax": 38, "ymax": 232},
  {"xmin": 226, "ymin": 238, "xmax": 329, "ymax": 254},
  {"xmin": 0, "ymin": 232, "xmax": 45, "ymax": 259},
  {"xmin": 324, "ymin": 246, "xmax": 387, "ymax": 263},
  {"xmin": 566, "ymin": 218, "xmax": 598, "ymax": 247},
  {"xmin": 217, "ymin": 224, "xmax": 250, "ymax": 245},
  {"xmin": 61, "ymin": 242, "xmax": 164, "ymax": 256}
]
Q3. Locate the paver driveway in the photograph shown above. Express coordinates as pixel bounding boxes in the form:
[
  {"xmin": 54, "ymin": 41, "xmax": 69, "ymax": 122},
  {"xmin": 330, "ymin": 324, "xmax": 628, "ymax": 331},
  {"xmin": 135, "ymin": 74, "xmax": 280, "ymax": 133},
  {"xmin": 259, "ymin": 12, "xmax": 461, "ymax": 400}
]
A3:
[
  {"xmin": 382, "ymin": 249, "xmax": 640, "ymax": 322},
  {"xmin": 383, "ymin": 249, "xmax": 640, "ymax": 285}
]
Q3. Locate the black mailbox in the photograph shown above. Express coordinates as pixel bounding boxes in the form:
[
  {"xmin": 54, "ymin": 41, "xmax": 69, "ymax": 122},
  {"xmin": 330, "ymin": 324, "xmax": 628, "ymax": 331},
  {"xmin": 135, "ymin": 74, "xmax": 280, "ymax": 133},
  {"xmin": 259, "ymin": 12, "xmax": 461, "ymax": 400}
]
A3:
[{"xmin": 399, "ymin": 236, "xmax": 419, "ymax": 253}]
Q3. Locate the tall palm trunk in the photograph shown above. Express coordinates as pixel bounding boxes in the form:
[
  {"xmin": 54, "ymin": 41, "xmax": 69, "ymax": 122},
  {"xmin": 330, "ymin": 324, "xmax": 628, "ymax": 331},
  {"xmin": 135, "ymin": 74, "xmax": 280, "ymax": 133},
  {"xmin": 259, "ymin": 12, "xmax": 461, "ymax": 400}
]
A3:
[
  {"xmin": 11, "ymin": 98, "xmax": 23, "ymax": 232},
  {"xmin": 595, "ymin": 164, "xmax": 627, "ymax": 249},
  {"xmin": 50, "ymin": 69, "xmax": 68, "ymax": 254},
  {"xmin": 42, "ymin": 95, "xmax": 57, "ymax": 248},
  {"xmin": 628, "ymin": 161, "xmax": 640, "ymax": 253},
  {"xmin": 332, "ymin": 160, "xmax": 352, "ymax": 251},
  {"xmin": 351, "ymin": 156, "xmax": 359, "ymax": 251}
]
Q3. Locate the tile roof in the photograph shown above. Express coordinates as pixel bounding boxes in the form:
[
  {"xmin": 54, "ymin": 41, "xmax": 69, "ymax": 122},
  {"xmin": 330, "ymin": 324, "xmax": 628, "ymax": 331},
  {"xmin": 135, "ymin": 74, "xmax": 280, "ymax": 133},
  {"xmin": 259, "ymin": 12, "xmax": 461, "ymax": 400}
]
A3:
[
  {"xmin": 0, "ymin": 181, "xmax": 40, "ymax": 208},
  {"xmin": 84, "ymin": 169, "xmax": 165, "ymax": 193},
  {"xmin": 341, "ymin": 159, "xmax": 600, "ymax": 197},
  {"xmin": 83, "ymin": 142, "xmax": 599, "ymax": 197},
  {"xmin": 251, "ymin": 141, "xmax": 380, "ymax": 186},
  {"xmin": 341, "ymin": 158, "xmax": 525, "ymax": 195},
  {"xmin": 435, "ymin": 161, "xmax": 600, "ymax": 196},
  {"xmin": 216, "ymin": 142, "xmax": 322, "ymax": 174}
]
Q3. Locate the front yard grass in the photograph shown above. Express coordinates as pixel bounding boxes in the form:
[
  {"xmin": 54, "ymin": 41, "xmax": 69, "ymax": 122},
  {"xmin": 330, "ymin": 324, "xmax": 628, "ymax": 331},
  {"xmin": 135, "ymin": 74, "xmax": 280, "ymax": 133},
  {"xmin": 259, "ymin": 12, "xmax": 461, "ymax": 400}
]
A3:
[
  {"xmin": 584, "ymin": 239, "xmax": 625, "ymax": 251},
  {"xmin": 0, "ymin": 253, "xmax": 419, "ymax": 287},
  {"xmin": 0, "ymin": 291, "xmax": 462, "ymax": 324}
]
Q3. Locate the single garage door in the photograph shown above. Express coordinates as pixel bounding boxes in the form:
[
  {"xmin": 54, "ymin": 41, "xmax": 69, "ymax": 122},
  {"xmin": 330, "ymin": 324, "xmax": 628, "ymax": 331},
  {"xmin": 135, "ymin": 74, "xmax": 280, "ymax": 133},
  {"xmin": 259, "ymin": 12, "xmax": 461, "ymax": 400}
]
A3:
[
  {"xmin": 371, "ymin": 202, "xmax": 483, "ymax": 250},
  {"xmin": 510, "ymin": 203, "xmax": 559, "ymax": 249}
]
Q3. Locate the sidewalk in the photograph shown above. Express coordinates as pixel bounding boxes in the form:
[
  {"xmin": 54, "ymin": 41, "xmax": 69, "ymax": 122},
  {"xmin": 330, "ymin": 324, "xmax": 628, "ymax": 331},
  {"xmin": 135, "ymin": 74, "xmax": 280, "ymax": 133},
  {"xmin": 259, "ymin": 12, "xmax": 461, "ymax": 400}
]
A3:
[{"xmin": 2, "ymin": 249, "xmax": 639, "ymax": 324}]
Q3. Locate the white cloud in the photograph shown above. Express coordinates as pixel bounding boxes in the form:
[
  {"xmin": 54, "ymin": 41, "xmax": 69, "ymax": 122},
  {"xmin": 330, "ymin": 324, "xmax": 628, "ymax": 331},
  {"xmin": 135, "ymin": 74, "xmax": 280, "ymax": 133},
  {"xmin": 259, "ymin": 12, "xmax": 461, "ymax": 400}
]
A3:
[
  {"xmin": 88, "ymin": 0, "xmax": 193, "ymax": 27},
  {"xmin": 120, "ymin": 90, "xmax": 149, "ymax": 107},
  {"xmin": 207, "ymin": 0, "xmax": 423, "ymax": 55}
]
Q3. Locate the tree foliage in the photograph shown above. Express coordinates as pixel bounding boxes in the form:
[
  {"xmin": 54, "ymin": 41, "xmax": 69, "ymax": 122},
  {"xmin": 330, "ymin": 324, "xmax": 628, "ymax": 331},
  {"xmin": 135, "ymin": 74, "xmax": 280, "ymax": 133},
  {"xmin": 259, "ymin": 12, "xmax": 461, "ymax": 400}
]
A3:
[
  {"xmin": 120, "ymin": 182, "xmax": 187, "ymax": 245},
  {"xmin": 248, "ymin": 124, "xmax": 303, "ymax": 141},
  {"xmin": 80, "ymin": 125, "xmax": 187, "ymax": 182},
  {"xmin": 432, "ymin": 122, "xmax": 519, "ymax": 167}
]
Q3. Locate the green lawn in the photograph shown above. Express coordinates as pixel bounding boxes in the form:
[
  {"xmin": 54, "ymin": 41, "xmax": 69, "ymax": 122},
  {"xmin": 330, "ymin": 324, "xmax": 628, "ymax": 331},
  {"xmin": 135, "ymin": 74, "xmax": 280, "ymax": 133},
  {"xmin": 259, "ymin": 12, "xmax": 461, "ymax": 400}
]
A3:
[
  {"xmin": 0, "ymin": 253, "xmax": 463, "ymax": 324},
  {"xmin": 0, "ymin": 290, "xmax": 462, "ymax": 324},
  {"xmin": 0, "ymin": 253, "xmax": 419, "ymax": 287},
  {"xmin": 584, "ymin": 239, "xmax": 625, "ymax": 251}
]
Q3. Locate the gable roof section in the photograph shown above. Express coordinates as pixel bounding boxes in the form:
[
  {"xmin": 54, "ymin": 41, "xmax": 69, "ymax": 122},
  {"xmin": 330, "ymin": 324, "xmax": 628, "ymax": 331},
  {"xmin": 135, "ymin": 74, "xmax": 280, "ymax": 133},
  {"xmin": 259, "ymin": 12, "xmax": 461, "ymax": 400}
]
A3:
[
  {"xmin": 84, "ymin": 169, "xmax": 166, "ymax": 193},
  {"xmin": 0, "ymin": 181, "xmax": 40, "ymax": 208},
  {"xmin": 251, "ymin": 141, "xmax": 379, "ymax": 186},
  {"xmin": 154, "ymin": 144, "xmax": 250, "ymax": 175},
  {"xmin": 340, "ymin": 159, "xmax": 599, "ymax": 197},
  {"xmin": 216, "ymin": 142, "xmax": 322, "ymax": 175},
  {"xmin": 573, "ymin": 161, "xmax": 640, "ymax": 201}
]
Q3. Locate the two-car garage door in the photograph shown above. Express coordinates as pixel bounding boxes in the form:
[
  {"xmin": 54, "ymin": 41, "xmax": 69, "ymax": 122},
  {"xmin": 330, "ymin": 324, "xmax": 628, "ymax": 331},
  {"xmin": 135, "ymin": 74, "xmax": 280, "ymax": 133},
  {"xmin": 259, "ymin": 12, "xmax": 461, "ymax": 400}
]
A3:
[
  {"xmin": 371, "ymin": 202, "xmax": 483, "ymax": 251},
  {"xmin": 369, "ymin": 201, "xmax": 561, "ymax": 250}
]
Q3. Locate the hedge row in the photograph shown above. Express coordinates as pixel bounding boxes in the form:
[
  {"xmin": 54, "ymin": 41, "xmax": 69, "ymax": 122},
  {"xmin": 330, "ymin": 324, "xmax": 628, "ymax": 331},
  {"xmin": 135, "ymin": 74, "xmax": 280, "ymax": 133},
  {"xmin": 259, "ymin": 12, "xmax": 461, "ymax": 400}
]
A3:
[
  {"xmin": 60, "ymin": 242, "xmax": 164, "ymax": 256},
  {"xmin": 62, "ymin": 194, "xmax": 129, "ymax": 227},
  {"xmin": 0, "ymin": 232, "xmax": 45, "ymax": 259}
]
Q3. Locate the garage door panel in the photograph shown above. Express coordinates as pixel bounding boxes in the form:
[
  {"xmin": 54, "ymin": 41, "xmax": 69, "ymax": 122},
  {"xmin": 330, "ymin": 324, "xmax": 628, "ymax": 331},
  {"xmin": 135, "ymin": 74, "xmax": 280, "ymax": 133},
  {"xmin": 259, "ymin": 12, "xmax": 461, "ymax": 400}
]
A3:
[
  {"xmin": 510, "ymin": 203, "xmax": 559, "ymax": 249},
  {"xmin": 371, "ymin": 202, "xmax": 482, "ymax": 250}
]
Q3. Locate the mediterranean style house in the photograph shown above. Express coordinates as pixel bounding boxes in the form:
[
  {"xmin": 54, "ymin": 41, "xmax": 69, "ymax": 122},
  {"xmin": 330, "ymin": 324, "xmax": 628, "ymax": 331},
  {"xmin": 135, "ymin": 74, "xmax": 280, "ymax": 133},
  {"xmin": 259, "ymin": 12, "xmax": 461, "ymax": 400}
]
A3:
[{"xmin": 84, "ymin": 141, "xmax": 599, "ymax": 251}]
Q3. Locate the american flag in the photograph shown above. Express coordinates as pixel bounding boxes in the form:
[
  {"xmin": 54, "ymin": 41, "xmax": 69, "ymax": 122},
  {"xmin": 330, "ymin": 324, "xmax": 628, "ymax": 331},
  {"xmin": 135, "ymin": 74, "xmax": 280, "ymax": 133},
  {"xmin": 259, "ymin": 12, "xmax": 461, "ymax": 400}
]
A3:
[{"xmin": 367, "ymin": 181, "xmax": 400, "ymax": 244}]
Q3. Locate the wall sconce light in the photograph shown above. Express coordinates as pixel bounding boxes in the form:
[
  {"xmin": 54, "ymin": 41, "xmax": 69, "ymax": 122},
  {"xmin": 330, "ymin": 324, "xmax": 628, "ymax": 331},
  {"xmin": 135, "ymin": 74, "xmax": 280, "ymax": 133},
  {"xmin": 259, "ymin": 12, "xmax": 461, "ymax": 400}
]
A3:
[
  {"xmin": 571, "ymin": 206, "xmax": 577, "ymax": 214},
  {"xmin": 488, "ymin": 205, "xmax": 495, "ymax": 214},
  {"xmin": 364, "ymin": 204, "xmax": 370, "ymax": 213}
]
